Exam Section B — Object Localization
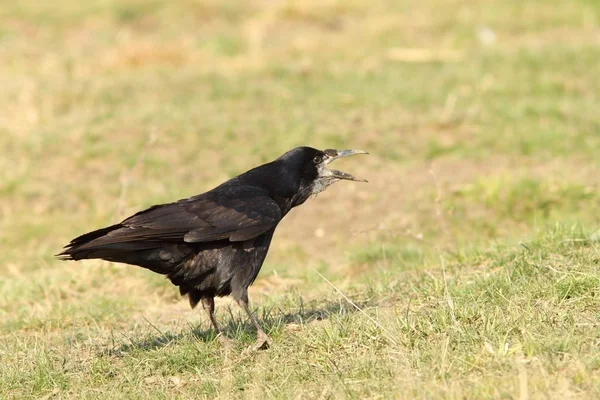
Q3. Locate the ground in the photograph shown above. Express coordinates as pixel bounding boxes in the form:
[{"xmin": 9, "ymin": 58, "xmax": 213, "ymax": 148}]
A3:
[{"xmin": 1, "ymin": 0, "xmax": 600, "ymax": 398}]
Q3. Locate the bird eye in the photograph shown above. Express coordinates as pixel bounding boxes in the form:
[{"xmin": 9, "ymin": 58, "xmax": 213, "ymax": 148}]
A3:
[{"xmin": 313, "ymin": 156, "xmax": 322, "ymax": 164}]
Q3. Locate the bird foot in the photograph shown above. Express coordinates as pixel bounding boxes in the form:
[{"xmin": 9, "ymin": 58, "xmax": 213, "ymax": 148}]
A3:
[
  {"xmin": 242, "ymin": 332, "xmax": 271, "ymax": 354},
  {"xmin": 252, "ymin": 332, "xmax": 271, "ymax": 351}
]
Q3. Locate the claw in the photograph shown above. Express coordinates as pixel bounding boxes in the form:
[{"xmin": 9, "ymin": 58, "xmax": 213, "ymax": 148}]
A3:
[
  {"xmin": 252, "ymin": 332, "xmax": 271, "ymax": 351},
  {"xmin": 242, "ymin": 332, "xmax": 271, "ymax": 354}
]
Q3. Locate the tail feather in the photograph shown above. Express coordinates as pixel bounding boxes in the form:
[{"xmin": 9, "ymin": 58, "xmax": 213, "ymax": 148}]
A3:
[
  {"xmin": 57, "ymin": 224, "xmax": 194, "ymax": 275},
  {"xmin": 56, "ymin": 224, "xmax": 124, "ymax": 260}
]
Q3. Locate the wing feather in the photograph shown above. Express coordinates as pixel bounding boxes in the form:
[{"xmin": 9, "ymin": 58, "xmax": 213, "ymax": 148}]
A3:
[{"xmin": 116, "ymin": 185, "xmax": 281, "ymax": 244}]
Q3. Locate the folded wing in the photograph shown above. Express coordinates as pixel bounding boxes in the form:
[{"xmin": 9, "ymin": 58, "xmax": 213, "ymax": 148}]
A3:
[{"xmin": 59, "ymin": 185, "xmax": 282, "ymax": 256}]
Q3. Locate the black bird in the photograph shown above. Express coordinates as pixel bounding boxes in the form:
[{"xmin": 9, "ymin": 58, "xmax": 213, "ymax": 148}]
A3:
[{"xmin": 57, "ymin": 147, "xmax": 367, "ymax": 349}]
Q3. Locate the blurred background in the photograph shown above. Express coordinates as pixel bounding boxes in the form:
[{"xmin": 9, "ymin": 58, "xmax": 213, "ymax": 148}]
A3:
[{"xmin": 1, "ymin": 0, "xmax": 599, "ymax": 398}]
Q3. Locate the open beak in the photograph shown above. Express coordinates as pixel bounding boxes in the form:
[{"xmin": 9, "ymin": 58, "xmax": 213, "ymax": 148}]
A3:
[{"xmin": 324, "ymin": 149, "xmax": 369, "ymax": 182}]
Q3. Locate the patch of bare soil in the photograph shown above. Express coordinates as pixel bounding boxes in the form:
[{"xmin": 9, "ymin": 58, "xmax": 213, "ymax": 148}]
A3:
[{"xmin": 273, "ymin": 154, "xmax": 599, "ymax": 263}]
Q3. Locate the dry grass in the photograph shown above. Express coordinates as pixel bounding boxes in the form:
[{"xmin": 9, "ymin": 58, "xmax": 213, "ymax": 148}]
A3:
[{"xmin": 1, "ymin": 0, "xmax": 600, "ymax": 398}]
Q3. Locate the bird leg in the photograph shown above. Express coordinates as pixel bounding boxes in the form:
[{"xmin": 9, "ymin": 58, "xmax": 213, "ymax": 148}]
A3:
[
  {"xmin": 235, "ymin": 294, "xmax": 270, "ymax": 350},
  {"xmin": 201, "ymin": 297, "xmax": 231, "ymax": 346}
]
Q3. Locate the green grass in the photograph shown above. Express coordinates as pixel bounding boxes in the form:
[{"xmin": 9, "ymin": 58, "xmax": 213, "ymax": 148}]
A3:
[{"xmin": 1, "ymin": 0, "xmax": 600, "ymax": 398}]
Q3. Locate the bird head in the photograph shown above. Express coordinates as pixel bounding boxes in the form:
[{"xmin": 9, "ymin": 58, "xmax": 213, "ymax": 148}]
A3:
[
  {"xmin": 308, "ymin": 148, "xmax": 369, "ymax": 194},
  {"xmin": 277, "ymin": 147, "xmax": 368, "ymax": 201}
]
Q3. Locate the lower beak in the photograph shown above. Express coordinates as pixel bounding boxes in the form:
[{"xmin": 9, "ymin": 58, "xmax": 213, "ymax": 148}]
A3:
[
  {"xmin": 330, "ymin": 169, "xmax": 368, "ymax": 182},
  {"xmin": 325, "ymin": 149, "xmax": 369, "ymax": 182}
]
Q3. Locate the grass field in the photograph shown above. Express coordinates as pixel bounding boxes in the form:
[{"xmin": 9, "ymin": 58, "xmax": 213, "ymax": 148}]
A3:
[{"xmin": 1, "ymin": 0, "xmax": 600, "ymax": 398}]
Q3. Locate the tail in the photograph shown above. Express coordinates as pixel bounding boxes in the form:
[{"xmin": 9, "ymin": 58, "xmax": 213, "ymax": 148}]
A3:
[
  {"xmin": 56, "ymin": 224, "xmax": 193, "ymax": 276},
  {"xmin": 56, "ymin": 224, "xmax": 126, "ymax": 260}
]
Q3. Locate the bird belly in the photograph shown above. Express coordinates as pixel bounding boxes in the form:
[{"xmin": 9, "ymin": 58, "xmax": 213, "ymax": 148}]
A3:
[{"xmin": 172, "ymin": 233, "xmax": 273, "ymax": 300}]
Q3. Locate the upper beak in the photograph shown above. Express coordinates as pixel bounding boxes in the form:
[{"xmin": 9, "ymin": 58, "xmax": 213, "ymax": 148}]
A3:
[{"xmin": 325, "ymin": 149, "xmax": 369, "ymax": 182}]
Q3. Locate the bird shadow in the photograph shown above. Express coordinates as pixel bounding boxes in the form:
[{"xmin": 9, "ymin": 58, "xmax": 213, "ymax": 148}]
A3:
[{"xmin": 102, "ymin": 296, "xmax": 374, "ymax": 356}]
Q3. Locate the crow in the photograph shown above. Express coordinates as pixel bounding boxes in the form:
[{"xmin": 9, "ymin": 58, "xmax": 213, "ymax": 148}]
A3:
[{"xmin": 57, "ymin": 147, "xmax": 367, "ymax": 349}]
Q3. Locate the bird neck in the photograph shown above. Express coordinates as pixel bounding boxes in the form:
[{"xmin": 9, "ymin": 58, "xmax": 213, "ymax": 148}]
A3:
[{"xmin": 236, "ymin": 161, "xmax": 310, "ymax": 211}]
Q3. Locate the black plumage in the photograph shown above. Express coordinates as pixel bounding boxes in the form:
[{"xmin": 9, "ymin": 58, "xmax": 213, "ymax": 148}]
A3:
[{"xmin": 57, "ymin": 146, "xmax": 367, "ymax": 349}]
